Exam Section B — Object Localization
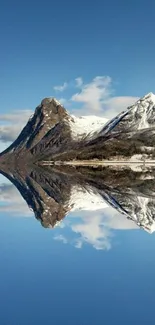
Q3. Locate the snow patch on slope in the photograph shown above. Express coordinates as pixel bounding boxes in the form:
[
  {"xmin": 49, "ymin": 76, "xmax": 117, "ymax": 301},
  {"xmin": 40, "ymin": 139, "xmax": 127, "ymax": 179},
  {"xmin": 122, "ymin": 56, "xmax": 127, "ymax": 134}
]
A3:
[
  {"xmin": 69, "ymin": 115, "xmax": 108, "ymax": 139},
  {"xmin": 68, "ymin": 185, "xmax": 108, "ymax": 211}
]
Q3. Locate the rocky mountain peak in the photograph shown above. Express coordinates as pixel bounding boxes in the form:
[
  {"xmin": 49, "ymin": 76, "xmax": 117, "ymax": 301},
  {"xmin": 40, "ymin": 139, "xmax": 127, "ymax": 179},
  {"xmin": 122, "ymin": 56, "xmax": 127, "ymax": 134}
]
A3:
[
  {"xmin": 40, "ymin": 97, "xmax": 68, "ymax": 117},
  {"xmin": 0, "ymin": 97, "xmax": 69, "ymax": 159},
  {"xmin": 99, "ymin": 92, "xmax": 155, "ymax": 137}
]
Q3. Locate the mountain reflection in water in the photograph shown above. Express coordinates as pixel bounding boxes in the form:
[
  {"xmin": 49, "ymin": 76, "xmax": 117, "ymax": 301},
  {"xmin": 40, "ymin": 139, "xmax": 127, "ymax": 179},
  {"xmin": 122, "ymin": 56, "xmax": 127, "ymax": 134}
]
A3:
[{"xmin": 0, "ymin": 163, "xmax": 155, "ymax": 242}]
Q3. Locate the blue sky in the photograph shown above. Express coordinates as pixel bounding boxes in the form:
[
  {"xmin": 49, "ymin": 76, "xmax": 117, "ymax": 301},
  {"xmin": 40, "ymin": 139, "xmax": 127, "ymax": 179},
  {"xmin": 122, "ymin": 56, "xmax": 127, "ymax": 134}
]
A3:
[
  {"xmin": 1, "ymin": 0, "xmax": 155, "ymax": 149},
  {"xmin": 1, "ymin": 0, "xmax": 155, "ymax": 115}
]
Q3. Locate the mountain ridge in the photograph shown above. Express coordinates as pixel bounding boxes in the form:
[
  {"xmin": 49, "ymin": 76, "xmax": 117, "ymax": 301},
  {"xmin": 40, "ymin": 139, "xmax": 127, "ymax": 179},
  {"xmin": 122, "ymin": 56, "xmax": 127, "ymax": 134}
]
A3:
[{"xmin": 0, "ymin": 92, "xmax": 155, "ymax": 164}]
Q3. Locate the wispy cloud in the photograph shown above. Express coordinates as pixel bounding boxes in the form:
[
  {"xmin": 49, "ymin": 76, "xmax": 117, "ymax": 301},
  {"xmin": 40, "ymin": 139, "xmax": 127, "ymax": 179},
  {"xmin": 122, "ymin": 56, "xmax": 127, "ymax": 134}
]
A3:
[
  {"xmin": 53, "ymin": 76, "xmax": 138, "ymax": 118},
  {"xmin": 75, "ymin": 77, "xmax": 83, "ymax": 88},
  {"xmin": 0, "ymin": 183, "xmax": 32, "ymax": 216},
  {"xmin": 0, "ymin": 110, "xmax": 32, "ymax": 123},
  {"xmin": 54, "ymin": 234, "xmax": 68, "ymax": 244},
  {"xmin": 70, "ymin": 76, "xmax": 139, "ymax": 117},
  {"xmin": 71, "ymin": 76, "xmax": 112, "ymax": 112},
  {"xmin": 102, "ymin": 96, "xmax": 139, "ymax": 119},
  {"xmin": 66, "ymin": 209, "xmax": 137, "ymax": 250},
  {"xmin": 53, "ymin": 82, "xmax": 68, "ymax": 92},
  {"xmin": 0, "ymin": 125, "xmax": 25, "ymax": 143},
  {"xmin": 0, "ymin": 110, "xmax": 33, "ymax": 144},
  {"xmin": 71, "ymin": 214, "xmax": 112, "ymax": 250},
  {"xmin": 53, "ymin": 208, "xmax": 138, "ymax": 251}
]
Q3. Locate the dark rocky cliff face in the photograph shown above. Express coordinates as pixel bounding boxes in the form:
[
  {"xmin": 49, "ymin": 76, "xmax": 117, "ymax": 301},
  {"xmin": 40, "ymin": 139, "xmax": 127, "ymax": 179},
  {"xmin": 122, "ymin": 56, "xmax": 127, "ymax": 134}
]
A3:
[{"xmin": 0, "ymin": 98, "xmax": 71, "ymax": 162}]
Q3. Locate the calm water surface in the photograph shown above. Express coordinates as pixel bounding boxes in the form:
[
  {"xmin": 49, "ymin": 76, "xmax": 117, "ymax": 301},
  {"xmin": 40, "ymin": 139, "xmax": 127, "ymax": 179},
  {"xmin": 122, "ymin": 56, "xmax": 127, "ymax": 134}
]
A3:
[{"xmin": 0, "ymin": 173, "xmax": 155, "ymax": 325}]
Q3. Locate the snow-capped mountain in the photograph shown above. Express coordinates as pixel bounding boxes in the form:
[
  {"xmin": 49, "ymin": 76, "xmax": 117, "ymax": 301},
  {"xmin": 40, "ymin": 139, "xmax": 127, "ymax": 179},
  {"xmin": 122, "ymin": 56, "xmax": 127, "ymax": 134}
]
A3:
[
  {"xmin": 0, "ymin": 92, "xmax": 155, "ymax": 163},
  {"xmin": 0, "ymin": 98, "xmax": 70, "ymax": 158},
  {"xmin": 0, "ymin": 97, "xmax": 108, "ymax": 162}
]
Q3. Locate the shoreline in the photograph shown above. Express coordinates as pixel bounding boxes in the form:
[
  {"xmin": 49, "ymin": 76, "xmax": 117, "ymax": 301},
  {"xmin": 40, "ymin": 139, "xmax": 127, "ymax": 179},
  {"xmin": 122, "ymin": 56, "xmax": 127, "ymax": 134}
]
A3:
[{"xmin": 40, "ymin": 160, "xmax": 155, "ymax": 166}]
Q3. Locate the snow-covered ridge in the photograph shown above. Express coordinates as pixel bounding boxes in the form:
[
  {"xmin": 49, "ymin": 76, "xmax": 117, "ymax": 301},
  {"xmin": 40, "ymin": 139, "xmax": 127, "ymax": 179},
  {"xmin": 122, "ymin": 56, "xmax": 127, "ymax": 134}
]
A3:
[
  {"xmin": 41, "ymin": 98, "xmax": 108, "ymax": 140},
  {"xmin": 66, "ymin": 92, "xmax": 155, "ymax": 140},
  {"xmin": 39, "ymin": 93, "xmax": 155, "ymax": 141},
  {"xmin": 99, "ymin": 92, "xmax": 155, "ymax": 136},
  {"xmin": 65, "ymin": 180, "xmax": 155, "ymax": 234},
  {"xmin": 102, "ymin": 189, "xmax": 155, "ymax": 234}
]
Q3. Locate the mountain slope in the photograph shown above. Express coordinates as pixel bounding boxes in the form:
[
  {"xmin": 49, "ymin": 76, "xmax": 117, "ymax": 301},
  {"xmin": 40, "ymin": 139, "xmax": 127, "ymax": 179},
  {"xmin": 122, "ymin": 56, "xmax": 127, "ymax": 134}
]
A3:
[
  {"xmin": 99, "ymin": 92, "xmax": 155, "ymax": 137},
  {"xmin": 0, "ymin": 98, "xmax": 70, "ymax": 158}
]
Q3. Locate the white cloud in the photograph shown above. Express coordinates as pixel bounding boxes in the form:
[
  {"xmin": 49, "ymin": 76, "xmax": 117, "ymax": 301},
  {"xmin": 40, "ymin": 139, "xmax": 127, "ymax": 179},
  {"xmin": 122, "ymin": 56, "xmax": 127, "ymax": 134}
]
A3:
[
  {"xmin": 0, "ymin": 110, "xmax": 33, "ymax": 146},
  {"xmin": 66, "ymin": 208, "xmax": 137, "ymax": 250},
  {"xmin": 100, "ymin": 207, "xmax": 138, "ymax": 230},
  {"xmin": 0, "ymin": 183, "xmax": 32, "ymax": 216},
  {"xmin": 71, "ymin": 214, "xmax": 112, "ymax": 250},
  {"xmin": 74, "ymin": 240, "xmax": 83, "ymax": 249},
  {"xmin": 75, "ymin": 77, "xmax": 83, "ymax": 88},
  {"xmin": 103, "ymin": 96, "xmax": 139, "ymax": 119},
  {"xmin": 0, "ymin": 110, "xmax": 32, "ymax": 123},
  {"xmin": 54, "ymin": 234, "xmax": 68, "ymax": 244},
  {"xmin": 53, "ymin": 207, "xmax": 138, "ymax": 251},
  {"xmin": 70, "ymin": 76, "xmax": 139, "ymax": 118},
  {"xmin": 0, "ymin": 125, "xmax": 26, "ymax": 143},
  {"xmin": 53, "ymin": 82, "xmax": 68, "ymax": 92},
  {"xmin": 71, "ymin": 76, "xmax": 112, "ymax": 112}
]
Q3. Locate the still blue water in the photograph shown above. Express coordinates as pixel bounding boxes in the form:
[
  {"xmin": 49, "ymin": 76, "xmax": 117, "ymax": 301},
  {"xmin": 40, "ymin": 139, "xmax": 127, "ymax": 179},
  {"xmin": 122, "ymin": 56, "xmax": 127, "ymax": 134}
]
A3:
[{"xmin": 0, "ymin": 175, "xmax": 155, "ymax": 325}]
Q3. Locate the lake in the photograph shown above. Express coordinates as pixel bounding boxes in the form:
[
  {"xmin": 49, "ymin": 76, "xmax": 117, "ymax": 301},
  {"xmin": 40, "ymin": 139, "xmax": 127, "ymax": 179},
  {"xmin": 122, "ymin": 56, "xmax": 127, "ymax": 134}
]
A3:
[{"xmin": 0, "ymin": 165, "xmax": 155, "ymax": 325}]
